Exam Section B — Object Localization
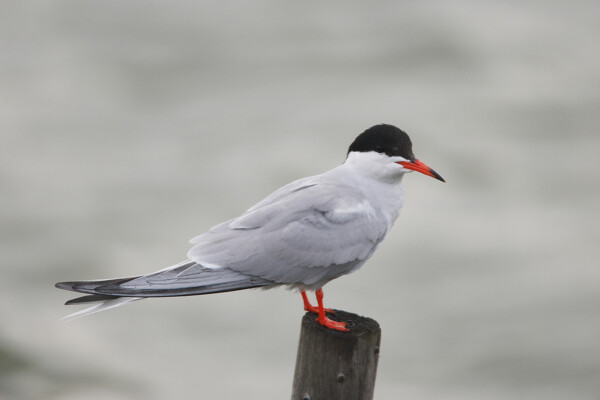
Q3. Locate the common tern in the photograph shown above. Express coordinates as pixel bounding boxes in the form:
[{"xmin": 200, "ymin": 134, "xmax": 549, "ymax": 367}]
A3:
[{"xmin": 56, "ymin": 124, "xmax": 444, "ymax": 331}]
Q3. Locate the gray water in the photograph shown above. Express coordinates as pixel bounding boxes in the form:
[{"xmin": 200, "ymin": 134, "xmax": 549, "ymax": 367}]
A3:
[{"xmin": 2, "ymin": 1, "xmax": 599, "ymax": 399}]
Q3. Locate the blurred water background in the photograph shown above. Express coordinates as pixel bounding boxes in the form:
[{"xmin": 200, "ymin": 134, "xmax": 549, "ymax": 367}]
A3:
[{"xmin": 2, "ymin": 1, "xmax": 599, "ymax": 399}]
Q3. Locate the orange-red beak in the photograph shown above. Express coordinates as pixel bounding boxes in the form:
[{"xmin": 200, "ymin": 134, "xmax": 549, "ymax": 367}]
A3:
[{"xmin": 397, "ymin": 159, "xmax": 445, "ymax": 182}]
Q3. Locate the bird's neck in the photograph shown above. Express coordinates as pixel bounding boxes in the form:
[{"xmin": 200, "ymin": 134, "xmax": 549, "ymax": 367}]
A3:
[
  {"xmin": 343, "ymin": 151, "xmax": 407, "ymax": 185},
  {"xmin": 335, "ymin": 156, "xmax": 406, "ymax": 228}
]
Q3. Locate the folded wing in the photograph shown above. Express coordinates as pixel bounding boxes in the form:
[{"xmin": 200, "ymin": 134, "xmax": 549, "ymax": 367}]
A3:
[{"xmin": 188, "ymin": 180, "xmax": 389, "ymax": 289}]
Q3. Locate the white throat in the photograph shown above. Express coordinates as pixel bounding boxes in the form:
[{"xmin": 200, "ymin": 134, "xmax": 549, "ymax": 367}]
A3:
[{"xmin": 343, "ymin": 151, "xmax": 408, "ymax": 184}]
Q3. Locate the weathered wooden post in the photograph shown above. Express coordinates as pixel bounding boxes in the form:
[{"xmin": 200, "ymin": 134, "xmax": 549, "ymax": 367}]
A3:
[{"xmin": 291, "ymin": 310, "xmax": 381, "ymax": 400}]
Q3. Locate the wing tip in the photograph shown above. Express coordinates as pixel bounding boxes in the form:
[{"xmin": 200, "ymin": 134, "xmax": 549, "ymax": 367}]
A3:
[
  {"xmin": 55, "ymin": 281, "xmax": 76, "ymax": 291},
  {"xmin": 55, "ymin": 277, "xmax": 139, "ymax": 294}
]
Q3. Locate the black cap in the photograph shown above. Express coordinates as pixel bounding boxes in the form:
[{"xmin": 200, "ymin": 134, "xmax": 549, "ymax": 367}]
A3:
[{"xmin": 347, "ymin": 124, "xmax": 415, "ymax": 162}]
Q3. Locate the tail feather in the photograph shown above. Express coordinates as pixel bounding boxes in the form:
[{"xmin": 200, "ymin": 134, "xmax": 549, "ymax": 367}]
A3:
[
  {"xmin": 56, "ymin": 261, "xmax": 274, "ymax": 320},
  {"xmin": 65, "ymin": 294, "xmax": 120, "ymax": 305},
  {"xmin": 61, "ymin": 297, "xmax": 142, "ymax": 321}
]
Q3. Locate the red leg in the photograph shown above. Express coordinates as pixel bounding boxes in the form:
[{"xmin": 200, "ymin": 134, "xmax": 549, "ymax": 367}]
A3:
[
  {"xmin": 301, "ymin": 291, "xmax": 333, "ymax": 314},
  {"xmin": 315, "ymin": 288, "xmax": 348, "ymax": 332}
]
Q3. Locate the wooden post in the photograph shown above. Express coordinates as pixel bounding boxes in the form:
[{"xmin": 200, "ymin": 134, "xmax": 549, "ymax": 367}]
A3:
[{"xmin": 291, "ymin": 310, "xmax": 381, "ymax": 400}]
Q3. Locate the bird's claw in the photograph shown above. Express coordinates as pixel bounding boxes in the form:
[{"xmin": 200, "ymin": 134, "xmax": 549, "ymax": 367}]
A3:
[{"xmin": 316, "ymin": 315, "xmax": 348, "ymax": 332}]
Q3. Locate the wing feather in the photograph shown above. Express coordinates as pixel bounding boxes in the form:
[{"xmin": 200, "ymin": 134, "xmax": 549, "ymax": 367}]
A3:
[{"xmin": 187, "ymin": 180, "xmax": 389, "ymax": 289}]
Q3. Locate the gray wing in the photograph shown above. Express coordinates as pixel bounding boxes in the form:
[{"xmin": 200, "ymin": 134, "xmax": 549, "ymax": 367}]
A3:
[
  {"xmin": 57, "ymin": 260, "xmax": 273, "ymax": 297},
  {"xmin": 56, "ymin": 176, "xmax": 390, "ymax": 304},
  {"xmin": 186, "ymin": 179, "xmax": 389, "ymax": 289}
]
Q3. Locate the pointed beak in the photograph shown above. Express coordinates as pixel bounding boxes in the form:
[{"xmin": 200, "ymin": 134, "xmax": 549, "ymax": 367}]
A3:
[{"xmin": 397, "ymin": 159, "xmax": 445, "ymax": 182}]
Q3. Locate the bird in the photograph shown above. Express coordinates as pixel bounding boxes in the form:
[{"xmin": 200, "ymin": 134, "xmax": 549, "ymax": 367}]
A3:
[{"xmin": 56, "ymin": 124, "xmax": 444, "ymax": 331}]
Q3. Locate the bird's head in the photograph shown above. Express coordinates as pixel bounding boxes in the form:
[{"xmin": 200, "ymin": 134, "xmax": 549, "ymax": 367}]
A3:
[{"xmin": 345, "ymin": 124, "xmax": 445, "ymax": 183}]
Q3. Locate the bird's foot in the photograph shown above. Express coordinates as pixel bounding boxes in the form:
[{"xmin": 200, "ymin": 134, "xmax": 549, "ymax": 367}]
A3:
[
  {"xmin": 302, "ymin": 289, "xmax": 345, "ymax": 330},
  {"xmin": 316, "ymin": 314, "xmax": 349, "ymax": 332}
]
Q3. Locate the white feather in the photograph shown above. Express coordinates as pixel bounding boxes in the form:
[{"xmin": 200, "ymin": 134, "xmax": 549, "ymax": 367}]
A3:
[{"xmin": 61, "ymin": 297, "xmax": 142, "ymax": 321}]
